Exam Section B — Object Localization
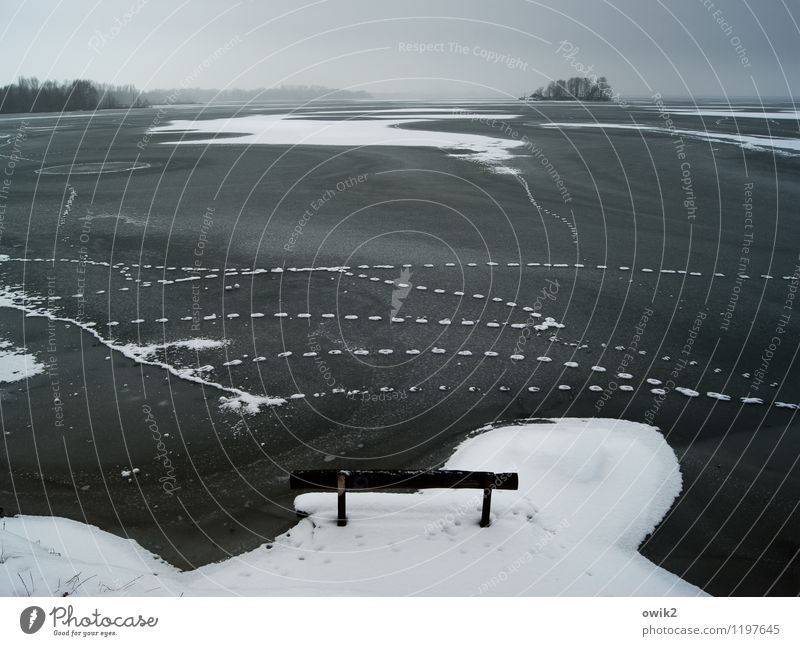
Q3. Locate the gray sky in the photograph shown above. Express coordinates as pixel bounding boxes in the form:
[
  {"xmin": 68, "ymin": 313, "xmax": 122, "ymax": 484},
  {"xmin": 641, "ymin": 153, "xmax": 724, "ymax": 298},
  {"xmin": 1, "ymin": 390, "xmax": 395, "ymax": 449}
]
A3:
[{"xmin": 2, "ymin": 0, "xmax": 798, "ymax": 98}]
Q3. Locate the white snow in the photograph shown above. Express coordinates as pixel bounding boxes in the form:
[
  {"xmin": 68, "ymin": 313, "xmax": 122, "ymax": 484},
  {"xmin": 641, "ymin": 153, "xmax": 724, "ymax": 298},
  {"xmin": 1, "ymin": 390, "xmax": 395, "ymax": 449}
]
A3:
[
  {"xmin": 0, "ymin": 340, "xmax": 45, "ymax": 383},
  {"xmin": 150, "ymin": 111, "xmax": 528, "ymax": 169},
  {"xmin": 740, "ymin": 397, "xmax": 764, "ymax": 405},
  {"xmin": 0, "ymin": 419, "xmax": 702, "ymax": 596},
  {"xmin": 135, "ymin": 338, "xmax": 228, "ymax": 354},
  {"xmin": 541, "ymin": 122, "xmax": 800, "ymax": 155},
  {"xmin": 0, "ymin": 285, "xmax": 284, "ymax": 413},
  {"xmin": 655, "ymin": 108, "xmax": 800, "ymax": 120}
]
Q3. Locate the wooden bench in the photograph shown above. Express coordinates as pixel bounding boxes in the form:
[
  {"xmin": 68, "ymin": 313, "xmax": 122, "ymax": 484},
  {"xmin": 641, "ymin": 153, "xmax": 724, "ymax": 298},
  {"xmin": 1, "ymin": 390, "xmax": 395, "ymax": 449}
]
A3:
[{"xmin": 289, "ymin": 469, "xmax": 519, "ymax": 528}]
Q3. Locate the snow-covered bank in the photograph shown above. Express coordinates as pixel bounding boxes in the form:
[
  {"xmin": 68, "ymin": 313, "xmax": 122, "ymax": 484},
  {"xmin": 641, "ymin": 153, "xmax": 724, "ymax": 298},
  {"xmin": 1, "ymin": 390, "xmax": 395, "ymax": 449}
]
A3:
[{"xmin": 0, "ymin": 419, "xmax": 704, "ymax": 596}]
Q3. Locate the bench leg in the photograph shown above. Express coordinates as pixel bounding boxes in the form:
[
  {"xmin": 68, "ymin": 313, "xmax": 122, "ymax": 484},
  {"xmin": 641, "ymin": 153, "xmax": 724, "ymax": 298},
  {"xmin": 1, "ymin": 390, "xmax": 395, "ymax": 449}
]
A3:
[
  {"xmin": 337, "ymin": 472, "xmax": 347, "ymax": 527},
  {"xmin": 480, "ymin": 487, "xmax": 492, "ymax": 527}
]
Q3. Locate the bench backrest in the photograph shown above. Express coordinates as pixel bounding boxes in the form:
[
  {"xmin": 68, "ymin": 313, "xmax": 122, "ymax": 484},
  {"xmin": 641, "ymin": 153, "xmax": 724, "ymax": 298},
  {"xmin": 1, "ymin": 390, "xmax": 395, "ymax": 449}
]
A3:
[{"xmin": 289, "ymin": 469, "xmax": 519, "ymax": 491}]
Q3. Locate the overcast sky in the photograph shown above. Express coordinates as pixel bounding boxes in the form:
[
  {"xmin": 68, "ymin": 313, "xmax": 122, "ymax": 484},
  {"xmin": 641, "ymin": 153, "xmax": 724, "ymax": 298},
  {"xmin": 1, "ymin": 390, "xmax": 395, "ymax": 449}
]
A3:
[{"xmin": 2, "ymin": 0, "xmax": 797, "ymax": 98}]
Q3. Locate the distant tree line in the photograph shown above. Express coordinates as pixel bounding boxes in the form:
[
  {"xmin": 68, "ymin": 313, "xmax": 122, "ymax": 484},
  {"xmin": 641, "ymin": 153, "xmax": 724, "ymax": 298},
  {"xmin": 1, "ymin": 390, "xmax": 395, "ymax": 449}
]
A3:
[
  {"xmin": 526, "ymin": 76, "xmax": 613, "ymax": 101},
  {"xmin": 0, "ymin": 78, "xmax": 371, "ymax": 115},
  {"xmin": 141, "ymin": 84, "xmax": 371, "ymax": 105},
  {"xmin": 0, "ymin": 77, "xmax": 148, "ymax": 114}
]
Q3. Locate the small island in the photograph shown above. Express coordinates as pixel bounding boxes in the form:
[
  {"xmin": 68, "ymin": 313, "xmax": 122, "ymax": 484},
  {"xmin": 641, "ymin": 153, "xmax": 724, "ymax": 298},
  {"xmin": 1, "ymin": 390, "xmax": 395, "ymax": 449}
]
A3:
[{"xmin": 523, "ymin": 75, "xmax": 616, "ymax": 101}]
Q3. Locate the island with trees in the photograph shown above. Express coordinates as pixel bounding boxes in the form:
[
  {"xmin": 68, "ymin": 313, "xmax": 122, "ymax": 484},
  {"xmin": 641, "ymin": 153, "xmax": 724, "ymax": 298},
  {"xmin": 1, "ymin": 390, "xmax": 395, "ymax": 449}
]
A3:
[{"xmin": 523, "ymin": 75, "xmax": 618, "ymax": 102}]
